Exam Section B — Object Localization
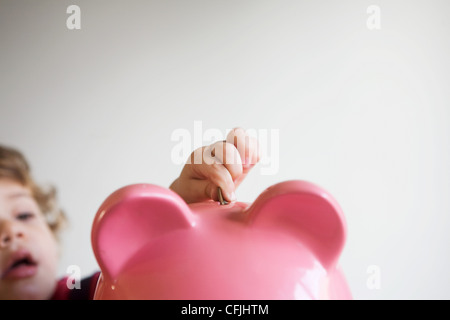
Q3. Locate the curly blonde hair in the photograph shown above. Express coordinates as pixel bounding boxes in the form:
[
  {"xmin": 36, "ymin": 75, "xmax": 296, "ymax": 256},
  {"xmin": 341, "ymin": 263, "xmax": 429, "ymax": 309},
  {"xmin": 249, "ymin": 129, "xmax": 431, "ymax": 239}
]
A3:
[{"xmin": 0, "ymin": 145, "xmax": 67, "ymax": 240}]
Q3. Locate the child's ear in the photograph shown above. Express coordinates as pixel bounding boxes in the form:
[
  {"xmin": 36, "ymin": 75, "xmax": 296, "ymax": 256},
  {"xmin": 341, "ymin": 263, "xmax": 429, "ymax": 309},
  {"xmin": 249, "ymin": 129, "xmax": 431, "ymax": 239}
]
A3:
[
  {"xmin": 91, "ymin": 184, "xmax": 194, "ymax": 280},
  {"xmin": 245, "ymin": 180, "xmax": 347, "ymax": 270}
]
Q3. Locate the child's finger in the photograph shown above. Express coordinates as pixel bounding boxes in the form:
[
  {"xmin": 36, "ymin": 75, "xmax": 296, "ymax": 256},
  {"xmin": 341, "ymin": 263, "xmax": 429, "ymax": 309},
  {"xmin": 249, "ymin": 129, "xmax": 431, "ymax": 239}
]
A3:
[
  {"xmin": 226, "ymin": 127, "xmax": 261, "ymax": 173},
  {"xmin": 184, "ymin": 147, "xmax": 236, "ymax": 202},
  {"xmin": 197, "ymin": 161, "xmax": 236, "ymax": 203},
  {"xmin": 206, "ymin": 141, "xmax": 243, "ymax": 182},
  {"xmin": 173, "ymin": 178, "xmax": 218, "ymax": 204}
]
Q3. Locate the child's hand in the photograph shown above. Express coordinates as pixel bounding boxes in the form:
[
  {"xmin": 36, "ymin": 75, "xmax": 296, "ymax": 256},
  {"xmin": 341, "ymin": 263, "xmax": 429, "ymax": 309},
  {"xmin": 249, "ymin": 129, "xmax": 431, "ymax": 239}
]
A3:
[{"xmin": 170, "ymin": 128, "xmax": 260, "ymax": 204}]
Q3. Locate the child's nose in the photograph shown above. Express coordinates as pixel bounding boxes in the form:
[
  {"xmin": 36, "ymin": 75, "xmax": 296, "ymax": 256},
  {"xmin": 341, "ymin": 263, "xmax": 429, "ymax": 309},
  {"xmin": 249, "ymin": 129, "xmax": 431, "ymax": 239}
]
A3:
[{"xmin": 0, "ymin": 221, "xmax": 24, "ymax": 249}]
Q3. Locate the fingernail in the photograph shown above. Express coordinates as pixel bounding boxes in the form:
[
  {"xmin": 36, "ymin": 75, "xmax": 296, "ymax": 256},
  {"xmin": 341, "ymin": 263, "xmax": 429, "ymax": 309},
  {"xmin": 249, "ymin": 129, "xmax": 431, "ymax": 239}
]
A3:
[{"xmin": 230, "ymin": 192, "xmax": 237, "ymax": 201}]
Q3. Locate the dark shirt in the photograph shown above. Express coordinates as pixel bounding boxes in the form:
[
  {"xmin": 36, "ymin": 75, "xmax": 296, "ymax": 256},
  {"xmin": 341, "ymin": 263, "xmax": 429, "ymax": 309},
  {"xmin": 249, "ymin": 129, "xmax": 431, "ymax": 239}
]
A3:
[{"xmin": 51, "ymin": 272, "xmax": 101, "ymax": 300}]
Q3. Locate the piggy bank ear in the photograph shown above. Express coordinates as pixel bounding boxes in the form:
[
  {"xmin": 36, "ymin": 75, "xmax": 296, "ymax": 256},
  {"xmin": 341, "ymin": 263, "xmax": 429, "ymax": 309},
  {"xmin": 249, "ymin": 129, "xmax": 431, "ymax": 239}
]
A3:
[
  {"xmin": 91, "ymin": 184, "xmax": 194, "ymax": 280},
  {"xmin": 246, "ymin": 180, "xmax": 347, "ymax": 270}
]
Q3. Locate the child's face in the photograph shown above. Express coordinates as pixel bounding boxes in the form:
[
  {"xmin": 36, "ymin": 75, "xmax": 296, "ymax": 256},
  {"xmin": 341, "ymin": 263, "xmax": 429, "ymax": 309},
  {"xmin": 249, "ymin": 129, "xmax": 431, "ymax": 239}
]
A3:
[{"xmin": 0, "ymin": 179, "xmax": 59, "ymax": 299}]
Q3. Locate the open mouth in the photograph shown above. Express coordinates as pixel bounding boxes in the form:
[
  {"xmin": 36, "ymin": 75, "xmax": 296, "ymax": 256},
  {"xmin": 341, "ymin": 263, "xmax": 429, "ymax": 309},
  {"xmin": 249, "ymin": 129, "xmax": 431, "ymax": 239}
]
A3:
[{"xmin": 1, "ymin": 251, "xmax": 38, "ymax": 280}]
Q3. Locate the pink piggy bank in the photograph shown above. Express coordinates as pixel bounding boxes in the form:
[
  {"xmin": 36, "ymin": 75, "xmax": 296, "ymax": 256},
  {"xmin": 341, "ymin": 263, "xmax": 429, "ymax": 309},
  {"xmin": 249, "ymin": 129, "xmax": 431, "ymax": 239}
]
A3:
[{"xmin": 91, "ymin": 180, "xmax": 352, "ymax": 299}]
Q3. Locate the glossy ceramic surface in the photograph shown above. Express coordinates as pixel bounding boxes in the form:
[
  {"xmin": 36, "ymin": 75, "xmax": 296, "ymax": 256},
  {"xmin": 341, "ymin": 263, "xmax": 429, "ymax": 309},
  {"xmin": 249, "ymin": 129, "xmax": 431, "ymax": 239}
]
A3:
[{"xmin": 91, "ymin": 180, "xmax": 352, "ymax": 299}]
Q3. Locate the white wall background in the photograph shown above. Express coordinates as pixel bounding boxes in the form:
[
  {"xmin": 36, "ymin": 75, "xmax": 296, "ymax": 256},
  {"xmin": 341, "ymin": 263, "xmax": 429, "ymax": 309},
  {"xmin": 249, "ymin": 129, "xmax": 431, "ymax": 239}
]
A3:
[{"xmin": 1, "ymin": 0, "xmax": 449, "ymax": 299}]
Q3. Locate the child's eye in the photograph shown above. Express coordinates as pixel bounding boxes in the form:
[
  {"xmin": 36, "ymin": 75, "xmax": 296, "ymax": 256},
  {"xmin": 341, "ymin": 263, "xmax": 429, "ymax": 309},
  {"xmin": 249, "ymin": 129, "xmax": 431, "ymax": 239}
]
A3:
[{"xmin": 16, "ymin": 212, "xmax": 35, "ymax": 221}]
